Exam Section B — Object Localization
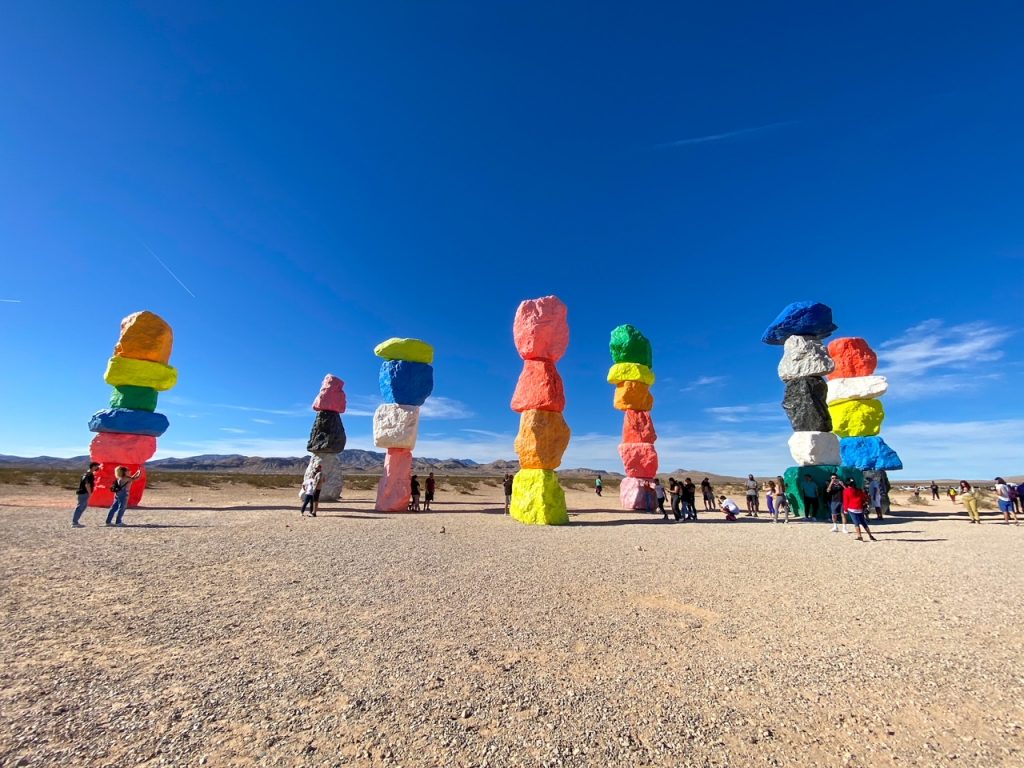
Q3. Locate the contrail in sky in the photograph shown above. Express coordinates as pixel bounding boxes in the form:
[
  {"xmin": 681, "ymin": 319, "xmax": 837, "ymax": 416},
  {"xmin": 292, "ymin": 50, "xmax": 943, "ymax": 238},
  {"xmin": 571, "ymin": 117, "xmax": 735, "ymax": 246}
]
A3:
[
  {"xmin": 656, "ymin": 120, "xmax": 798, "ymax": 148},
  {"xmin": 0, "ymin": 299, "xmax": 22, "ymax": 303},
  {"xmin": 140, "ymin": 241, "xmax": 196, "ymax": 298}
]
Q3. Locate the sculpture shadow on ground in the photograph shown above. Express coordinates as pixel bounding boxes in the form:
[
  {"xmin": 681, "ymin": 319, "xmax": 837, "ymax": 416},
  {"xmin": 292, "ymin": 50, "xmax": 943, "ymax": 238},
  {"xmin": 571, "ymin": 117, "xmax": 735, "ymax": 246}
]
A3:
[
  {"xmin": 315, "ymin": 514, "xmax": 388, "ymax": 520},
  {"xmin": 116, "ymin": 523, "xmax": 208, "ymax": 529},
  {"xmin": 139, "ymin": 505, "xmax": 300, "ymax": 512}
]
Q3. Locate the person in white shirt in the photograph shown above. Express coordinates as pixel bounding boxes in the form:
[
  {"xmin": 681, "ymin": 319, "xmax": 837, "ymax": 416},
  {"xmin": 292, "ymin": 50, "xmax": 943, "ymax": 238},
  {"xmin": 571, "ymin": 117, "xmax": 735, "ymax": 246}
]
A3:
[
  {"xmin": 994, "ymin": 477, "xmax": 1019, "ymax": 525},
  {"xmin": 300, "ymin": 475, "xmax": 317, "ymax": 517},
  {"xmin": 718, "ymin": 496, "xmax": 739, "ymax": 521}
]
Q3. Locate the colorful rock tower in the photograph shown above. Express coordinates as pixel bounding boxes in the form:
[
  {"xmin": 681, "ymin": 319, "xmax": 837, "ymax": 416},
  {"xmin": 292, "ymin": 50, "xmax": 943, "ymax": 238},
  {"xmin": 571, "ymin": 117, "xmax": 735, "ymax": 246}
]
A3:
[
  {"xmin": 87, "ymin": 311, "xmax": 177, "ymax": 508},
  {"xmin": 607, "ymin": 325, "xmax": 658, "ymax": 510},
  {"xmin": 827, "ymin": 338, "xmax": 902, "ymax": 471},
  {"xmin": 510, "ymin": 296, "xmax": 570, "ymax": 525},
  {"xmin": 762, "ymin": 302, "xmax": 862, "ymax": 516},
  {"xmin": 372, "ymin": 338, "xmax": 434, "ymax": 512},
  {"xmin": 305, "ymin": 374, "xmax": 347, "ymax": 501}
]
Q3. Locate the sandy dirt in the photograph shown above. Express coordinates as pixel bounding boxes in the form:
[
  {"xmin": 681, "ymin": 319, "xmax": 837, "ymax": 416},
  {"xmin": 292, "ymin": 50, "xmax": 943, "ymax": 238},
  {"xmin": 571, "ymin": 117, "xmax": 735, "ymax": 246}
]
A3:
[{"xmin": 0, "ymin": 481, "xmax": 1022, "ymax": 767}]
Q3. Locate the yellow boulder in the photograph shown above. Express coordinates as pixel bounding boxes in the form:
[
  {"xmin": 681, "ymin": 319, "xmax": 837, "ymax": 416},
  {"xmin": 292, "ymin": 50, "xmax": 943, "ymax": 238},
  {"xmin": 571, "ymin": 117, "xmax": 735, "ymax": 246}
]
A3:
[
  {"xmin": 514, "ymin": 410, "xmax": 570, "ymax": 470},
  {"xmin": 104, "ymin": 356, "xmax": 178, "ymax": 391},
  {"xmin": 607, "ymin": 362, "xmax": 655, "ymax": 386},
  {"xmin": 374, "ymin": 337, "xmax": 434, "ymax": 364},
  {"xmin": 829, "ymin": 398, "xmax": 885, "ymax": 438},
  {"xmin": 510, "ymin": 469, "xmax": 568, "ymax": 525},
  {"xmin": 114, "ymin": 311, "xmax": 174, "ymax": 364},
  {"xmin": 613, "ymin": 381, "xmax": 653, "ymax": 412}
]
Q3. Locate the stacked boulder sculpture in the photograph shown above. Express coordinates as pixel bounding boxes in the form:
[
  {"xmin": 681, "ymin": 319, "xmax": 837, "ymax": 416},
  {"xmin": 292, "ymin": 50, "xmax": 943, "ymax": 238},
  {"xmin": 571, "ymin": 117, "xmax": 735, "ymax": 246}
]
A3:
[
  {"xmin": 304, "ymin": 374, "xmax": 347, "ymax": 501},
  {"xmin": 608, "ymin": 325, "xmax": 658, "ymax": 510},
  {"xmin": 373, "ymin": 338, "xmax": 434, "ymax": 511},
  {"xmin": 827, "ymin": 338, "xmax": 902, "ymax": 471},
  {"xmin": 510, "ymin": 296, "xmax": 570, "ymax": 525},
  {"xmin": 87, "ymin": 311, "xmax": 177, "ymax": 508}
]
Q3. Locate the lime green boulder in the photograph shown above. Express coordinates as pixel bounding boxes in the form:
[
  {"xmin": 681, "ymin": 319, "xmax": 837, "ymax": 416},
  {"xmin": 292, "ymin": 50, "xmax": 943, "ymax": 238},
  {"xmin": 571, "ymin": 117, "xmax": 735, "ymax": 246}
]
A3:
[
  {"xmin": 373, "ymin": 337, "xmax": 434, "ymax": 364},
  {"xmin": 607, "ymin": 362, "xmax": 655, "ymax": 386},
  {"xmin": 609, "ymin": 324, "xmax": 653, "ymax": 368},
  {"xmin": 109, "ymin": 385, "xmax": 158, "ymax": 412},
  {"xmin": 104, "ymin": 356, "xmax": 178, "ymax": 391},
  {"xmin": 510, "ymin": 469, "xmax": 568, "ymax": 525},
  {"xmin": 829, "ymin": 399, "xmax": 885, "ymax": 438},
  {"xmin": 783, "ymin": 465, "xmax": 864, "ymax": 518}
]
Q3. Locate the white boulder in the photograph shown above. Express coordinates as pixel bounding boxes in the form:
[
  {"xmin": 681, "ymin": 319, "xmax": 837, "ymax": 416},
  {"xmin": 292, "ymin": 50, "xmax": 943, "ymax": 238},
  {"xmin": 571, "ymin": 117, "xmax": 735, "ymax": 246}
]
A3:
[
  {"xmin": 373, "ymin": 403, "xmax": 420, "ymax": 449},
  {"xmin": 778, "ymin": 335, "xmax": 835, "ymax": 382},
  {"xmin": 827, "ymin": 375, "xmax": 888, "ymax": 404},
  {"xmin": 788, "ymin": 431, "xmax": 840, "ymax": 466}
]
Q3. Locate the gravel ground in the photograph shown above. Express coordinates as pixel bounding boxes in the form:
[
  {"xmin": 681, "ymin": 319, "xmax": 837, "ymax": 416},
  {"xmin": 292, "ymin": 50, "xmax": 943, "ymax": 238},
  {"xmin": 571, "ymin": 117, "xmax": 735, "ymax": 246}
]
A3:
[{"xmin": 1, "ymin": 483, "xmax": 1022, "ymax": 767}]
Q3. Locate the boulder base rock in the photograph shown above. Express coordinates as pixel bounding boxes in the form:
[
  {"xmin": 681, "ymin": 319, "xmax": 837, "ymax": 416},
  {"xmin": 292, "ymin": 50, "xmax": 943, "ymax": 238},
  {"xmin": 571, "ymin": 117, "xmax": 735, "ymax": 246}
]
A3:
[
  {"xmin": 783, "ymin": 465, "xmax": 864, "ymax": 518},
  {"xmin": 312, "ymin": 374, "xmax": 347, "ymax": 413},
  {"xmin": 619, "ymin": 442, "xmax": 659, "ymax": 478},
  {"xmin": 510, "ymin": 469, "xmax": 568, "ymax": 525},
  {"xmin": 622, "ymin": 410, "xmax": 657, "ymax": 443},
  {"xmin": 307, "ymin": 411, "xmax": 347, "ymax": 452},
  {"xmin": 778, "ymin": 336, "xmax": 836, "ymax": 381},
  {"xmin": 513, "ymin": 296, "xmax": 569, "ymax": 362},
  {"xmin": 379, "ymin": 360, "xmax": 434, "ymax": 407},
  {"xmin": 607, "ymin": 362, "xmax": 655, "ymax": 387},
  {"xmin": 114, "ymin": 311, "xmax": 173, "ymax": 364},
  {"xmin": 840, "ymin": 436, "xmax": 903, "ymax": 471},
  {"xmin": 375, "ymin": 448, "xmax": 413, "ymax": 511},
  {"xmin": 104, "ymin": 356, "xmax": 178, "ymax": 391},
  {"xmin": 88, "ymin": 408, "xmax": 169, "ymax": 437},
  {"xmin": 88, "ymin": 463, "xmax": 147, "ymax": 509},
  {"xmin": 826, "ymin": 375, "xmax": 888, "ymax": 404},
  {"xmin": 514, "ymin": 410, "xmax": 570, "ymax": 470},
  {"xmin": 761, "ymin": 301, "xmax": 838, "ymax": 345},
  {"xmin": 306, "ymin": 453, "xmax": 344, "ymax": 501},
  {"xmin": 613, "ymin": 381, "xmax": 653, "ymax": 412},
  {"xmin": 109, "ymin": 385, "xmax": 158, "ymax": 412},
  {"xmin": 510, "ymin": 360, "xmax": 565, "ymax": 413},
  {"xmin": 827, "ymin": 337, "xmax": 878, "ymax": 379},
  {"xmin": 787, "ymin": 431, "xmax": 841, "ymax": 466},
  {"xmin": 609, "ymin": 325, "xmax": 653, "ymax": 368},
  {"xmin": 372, "ymin": 404, "xmax": 420, "ymax": 449},
  {"xmin": 374, "ymin": 338, "xmax": 434, "ymax": 364},
  {"xmin": 89, "ymin": 433, "xmax": 157, "ymax": 464},
  {"xmin": 829, "ymin": 399, "xmax": 885, "ymax": 438},
  {"xmin": 619, "ymin": 476, "xmax": 655, "ymax": 511},
  {"xmin": 781, "ymin": 377, "xmax": 832, "ymax": 432}
]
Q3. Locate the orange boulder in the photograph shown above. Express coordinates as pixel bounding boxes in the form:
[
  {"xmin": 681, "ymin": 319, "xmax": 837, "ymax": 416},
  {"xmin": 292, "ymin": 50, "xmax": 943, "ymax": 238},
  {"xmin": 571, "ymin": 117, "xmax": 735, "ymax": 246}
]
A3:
[
  {"xmin": 114, "ymin": 311, "xmax": 174, "ymax": 364},
  {"xmin": 515, "ymin": 410, "xmax": 570, "ymax": 469},
  {"xmin": 622, "ymin": 410, "xmax": 657, "ymax": 443},
  {"xmin": 613, "ymin": 381, "xmax": 653, "ymax": 412},
  {"xmin": 827, "ymin": 337, "xmax": 877, "ymax": 379},
  {"xmin": 511, "ymin": 360, "xmax": 565, "ymax": 413}
]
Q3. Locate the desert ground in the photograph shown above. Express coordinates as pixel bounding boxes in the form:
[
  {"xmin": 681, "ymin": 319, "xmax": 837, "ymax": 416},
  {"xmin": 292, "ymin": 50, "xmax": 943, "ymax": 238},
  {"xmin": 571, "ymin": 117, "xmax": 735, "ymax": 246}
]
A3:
[{"xmin": 1, "ymin": 479, "xmax": 1022, "ymax": 768}]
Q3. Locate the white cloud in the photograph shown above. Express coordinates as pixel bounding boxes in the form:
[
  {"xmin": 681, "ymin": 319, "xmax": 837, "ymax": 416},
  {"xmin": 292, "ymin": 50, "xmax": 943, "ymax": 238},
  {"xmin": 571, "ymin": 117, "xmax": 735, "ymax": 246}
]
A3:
[
  {"xmin": 250, "ymin": 418, "xmax": 273, "ymax": 425},
  {"xmin": 219, "ymin": 427, "xmax": 247, "ymax": 434},
  {"xmin": 681, "ymin": 375, "xmax": 727, "ymax": 392},
  {"xmin": 884, "ymin": 419, "xmax": 1024, "ymax": 479},
  {"xmin": 420, "ymin": 396, "xmax": 474, "ymax": 420},
  {"xmin": 704, "ymin": 402, "xmax": 783, "ymax": 423},
  {"xmin": 162, "ymin": 395, "xmax": 308, "ymax": 417}
]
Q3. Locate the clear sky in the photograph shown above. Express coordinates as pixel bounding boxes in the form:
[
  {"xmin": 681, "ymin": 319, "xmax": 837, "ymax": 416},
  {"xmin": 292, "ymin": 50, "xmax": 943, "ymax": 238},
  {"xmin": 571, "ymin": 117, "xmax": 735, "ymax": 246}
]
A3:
[{"xmin": 1, "ymin": 2, "xmax": 1021, "ymax": 478}]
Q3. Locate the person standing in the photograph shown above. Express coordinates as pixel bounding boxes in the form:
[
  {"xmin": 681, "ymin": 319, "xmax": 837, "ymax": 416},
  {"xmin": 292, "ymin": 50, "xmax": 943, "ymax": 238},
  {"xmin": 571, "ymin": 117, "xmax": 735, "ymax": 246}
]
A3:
[
  {"xmin": 868, "ymin": 475, "xmax": 883, "ymax": 519},
  {"xmin": 72, "ymin": 461, "xmax": 100, "ymax": 527},
  {"xmin": 502, "ymin": 473, "xmax": 513, "ymax": 514},
  {"xmin": 310, "ymin": 466, "xmax": 323, "ymax": 517},
  {"xmin": 595, "ymin": 475, "xmax": 603, "ymax": 497},
  {"xmin": 744, "ymin": 474, "xmax": 759, "ymax": 516},
  {"xmin": 410, "ymin": 474, "xmax": 421, "ymax": 512},
  {"xmin": 424, "ymin": 472, "xmax": 436, "ymax": 511},
  {"xmin": 843, "ymin": 478, "xmax": 878, "ymax": 541},
  {"xmin": 764, "ymin": 480, "xmax": 776, "ymax": 519},
  {"xmin": 682, "ymin": 478, "xmax": 697, "ymax": 521},
  {"xmin": 930, "ymin": 481, "xmax": 940, "ymax": 500},
  {"xmin": 668, "ymin": 478, "xmax": 681, "ymax": 521},
  {"xmin": 105, "ymin": 466, "xmax": 142, "ymax": 527},
  {"xmin": 300, "ymin": 473, "xmax": 317, "ymax": 517},
  {"xmin": 700, "ymin": 478, "xmax": 715, "ymax": 511},
  {"xmin": 800, "ymin": 474, "xmax": 821, "ymax": 520},
  {"xmin": 826, "ymin": 473, "xmax": 846, "ymax": 532},
  {"xmin": 773, "ymin": 483, "xmax": 791, "ymax": 523},
  {"xmin": 654, "ymin": 478, "xmax": 667, "ymax": 517},
  {"xmin": 959, "ymin": 481, "xmax": 980, "ymax": 524},
  {"xmin": 994, "ymin": 478, "xmax": 1019, "ymax": 525}
]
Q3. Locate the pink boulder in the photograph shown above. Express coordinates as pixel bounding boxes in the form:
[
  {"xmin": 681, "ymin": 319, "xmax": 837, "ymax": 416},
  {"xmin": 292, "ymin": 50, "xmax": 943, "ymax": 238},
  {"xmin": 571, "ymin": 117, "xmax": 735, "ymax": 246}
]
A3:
[
  {"xmin": 89, "ymin": 433, "xmax": 157, "ymax": 464},
  {"xmin": 618, "ymin": 442, "xmax": 659, "ymax": 478},
  {"xmin": 513, "ymin": 296, "xmax": 569, "ymax": 362},
  {"xmin": 622, "ymin": 411, "xmax": 657, "ymax": 444},
  {"xmin": 619, "ymin": 476, "xmax": 655, "ymax": 511},
  {"xmin": 313, "ymin": 374, "xmax": 346, "ymax": 413},
  {"xmin": 375, "ymin": 448, "xmax": 413, "ymax": 512},
  {"xmin": 511, "ymin": 360, "xmax": 566, "ymax": 413}
]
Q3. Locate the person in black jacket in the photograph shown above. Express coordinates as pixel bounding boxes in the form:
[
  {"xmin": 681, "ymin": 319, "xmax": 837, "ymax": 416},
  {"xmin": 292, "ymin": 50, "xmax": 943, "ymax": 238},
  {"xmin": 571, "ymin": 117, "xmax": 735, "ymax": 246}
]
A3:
[{"xmin": 72, "ymin": 462, "xmax": 100, "ymax": 527}]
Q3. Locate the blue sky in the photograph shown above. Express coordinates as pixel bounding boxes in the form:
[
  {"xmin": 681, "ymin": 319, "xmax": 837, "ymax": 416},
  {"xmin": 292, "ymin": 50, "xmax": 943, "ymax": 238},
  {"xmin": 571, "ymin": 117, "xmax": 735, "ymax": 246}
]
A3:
[{"xmin": 1, "ymin": 2, "xmax": 1021, "ymax": 478}]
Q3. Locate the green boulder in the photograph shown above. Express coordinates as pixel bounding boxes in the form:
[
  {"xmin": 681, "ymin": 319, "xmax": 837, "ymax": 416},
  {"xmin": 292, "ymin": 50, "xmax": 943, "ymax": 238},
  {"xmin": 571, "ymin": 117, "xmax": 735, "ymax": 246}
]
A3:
[
  {"xmin": 109, "ymin": 385, "xmax": 158, "ymax": 412},
  {"xmin": 609, "ymin": 324, "xmax": 653, "ymax": 368},
  {"xmin": 783, "ymin": 465, "xmax": 864, "ymax": 518}
]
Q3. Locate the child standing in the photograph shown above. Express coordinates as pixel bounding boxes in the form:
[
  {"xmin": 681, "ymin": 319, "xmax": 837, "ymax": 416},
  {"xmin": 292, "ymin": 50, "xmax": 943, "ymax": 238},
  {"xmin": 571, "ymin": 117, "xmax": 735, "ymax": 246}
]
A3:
[
  {"xmin": 843, "ymin": 478, "xmax": 878, "ymax": 542},
  {"xmin": 106, "ymin": 466, "xmax": 142, "ymax": 527}
]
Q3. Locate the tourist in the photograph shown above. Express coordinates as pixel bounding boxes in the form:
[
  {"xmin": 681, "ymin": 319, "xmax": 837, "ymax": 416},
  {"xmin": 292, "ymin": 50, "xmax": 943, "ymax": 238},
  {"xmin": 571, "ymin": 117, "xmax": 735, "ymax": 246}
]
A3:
[
  {"xmin": 959, "ymin": 481, "xmax": 980, "ymax": 524},
  {"xmin": 994, "ymin": 478, "xmax": 1019, "ymax": 525},
  {"xmin": 930, "ymin": 481, "xmax": 940, "ymax": 500},
  {"xmin": 1017, "ymin": 481, "xmax": 1024, "ymax": 514},
  {"xmin": 843, "ymin": 477, "xmax": 878, "ymax": 541},
  {"xmin": 654, "ymin": 478, "xmax": 667, "ymax": 517},
  {"xmin": 764, "ymin": 480, "xmax": 776, "ymax": 518},
  {"xmin": 682, "ymin": 478, "xmax": 697, "ymax": 520},
  {"xmin": 595, "ymin": 475, "xmax": 603, "ymax": 497},
  {"xmin": 744, "ymin": 474, "xmax": 759, "ymax": 516},
  {"xmin": 773, "ymin": 483, "xmax": 791, "ymax": 523},
  {"xmin": 868, "ymin": 474, "xmax": 883, "ymax": 519},
  {"xmin": 72, "ymin": 461, "xmax": 100, "ymax": 527},
  {"xmin": 800, "ymin": 473, "xmax": 821, "ymax": 520},
  {"xmin": 410, "ymin": 474, "xmax": 421, "ymax": 512},
  {"xmin": 502, "ymin": 473, "xmax": 513, "ymax": 514},
  {"xmin": 424, "ymin": 472, "xmax": 435, "ymax": 511},
  {"xmin": 300, "ymin": 473, "xmax": 317, "ymax": 517},
  {"xmin": 947, "ymin": 486, "xmax": 958, "ymax": 503},
  {"xmin": 1008, "ymin": 483, "xmax": 1020, "ymax": 515},
  {"xmin": 700, "ymin": 477, "xmax": 715, "ymax": 511},
  {"xmin": 826, "ymin": 473, "xmax": 846, "ymax": 531},
  {"xmin": 311, "ymin": 466, "xmax": 323, "ymax": 517},
  {"xmin": 718, "ymin": 495, "xmax": 739, "ymax": 521},
  {"xmin": 668, "ymin": 478, "xmax": 681, "ymax": 521},
  {"xmin": 105, "ymin": 466, "xmax": 142, "ymax": 527},
  {"xmin": 879, "ymin": 471, "xmax": 892, "ymax": 516},
  {"xmin": 644, "ymin": 480, "xmax": 656, "ymax": 513}
]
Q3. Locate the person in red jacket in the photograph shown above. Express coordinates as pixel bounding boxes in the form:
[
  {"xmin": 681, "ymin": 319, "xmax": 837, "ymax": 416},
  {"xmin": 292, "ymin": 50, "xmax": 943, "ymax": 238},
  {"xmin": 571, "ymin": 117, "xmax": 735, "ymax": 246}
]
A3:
[{"xmin": 843, "ymin": 478, "xmax": 878, "ymax": 542}]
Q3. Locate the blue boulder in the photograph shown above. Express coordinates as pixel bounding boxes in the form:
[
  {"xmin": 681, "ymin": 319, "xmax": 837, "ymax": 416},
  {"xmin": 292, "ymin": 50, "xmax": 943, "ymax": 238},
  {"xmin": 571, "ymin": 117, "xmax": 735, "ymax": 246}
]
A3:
[
  {"xmin": 88, "ymin": 408, "xmax": 170, "ymax": 437},
  {"xmin": 840, "ymin": 436, "xmax": 903, "ymax": 471},
  {"xmin": 379, "ymin": 360, "xmax": 434, "ymax": 406},
  {"xmin": 761, "ymin": 301, "xmax": 838, "ymax": 345}
]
